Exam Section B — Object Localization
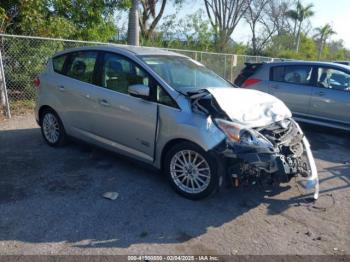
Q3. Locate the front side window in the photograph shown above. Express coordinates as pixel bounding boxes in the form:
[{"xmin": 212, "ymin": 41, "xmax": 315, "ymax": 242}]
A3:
[
  {"xmin": 317, "ymin": 67, "xmax": 350, "ymax": 91},
  {"xmin": 271, "ymin": 65, "xmax": 313, "ymax": 85},
  {"xmin": 66, "ymin": 51, "xmax": 98, "ymax": 84},
  {"xmin": 101, "ymin": 53, "xmax": 149, "ymax": 94},
  {"xmin": 140, "ymin": 56, "xmax": 232, "ymax": 93}
]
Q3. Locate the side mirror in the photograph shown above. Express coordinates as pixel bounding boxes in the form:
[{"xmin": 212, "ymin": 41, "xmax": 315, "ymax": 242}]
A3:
[{"xmin": 128, "ymin": 84, "xmax": 150, "ymax": 99}]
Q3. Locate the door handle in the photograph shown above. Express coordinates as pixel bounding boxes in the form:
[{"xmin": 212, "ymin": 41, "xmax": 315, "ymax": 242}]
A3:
[
  {"xmin": 318, "ymin": 91, "xmax": 325, "ymax": 97},
  {"xmin": 99, "ymin": 99, "xmax": 110, "ymax": 107},
  {"xmin": 58, "ymin": 85, "xmax": 65, "ymax": 91},
  {"xmin": 270, "ymin": 85, "xmax": 279, "ymax": 89}
]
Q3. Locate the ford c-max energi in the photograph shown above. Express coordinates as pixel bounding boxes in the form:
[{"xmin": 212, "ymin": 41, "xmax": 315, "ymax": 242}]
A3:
[{"xmin": 35, "ymin": 45, "xmax": 319, "ymax": 200}]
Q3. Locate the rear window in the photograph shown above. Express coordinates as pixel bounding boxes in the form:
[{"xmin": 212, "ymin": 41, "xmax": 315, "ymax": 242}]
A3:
[
  {"xmin": 234, "ymin": 63, "xmax": 262, "ymax": 86},
  {"xmin": 52, "ymin": 55, "xmax": 67, "ymax": 74},
  {"xmin": 271, "ymin": 65, "xmax": 313, "ymax": 85}
]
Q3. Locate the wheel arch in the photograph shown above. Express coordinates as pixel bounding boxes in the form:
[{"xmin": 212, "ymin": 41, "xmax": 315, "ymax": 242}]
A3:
[
  {"xmin": 38, "ymin": 105, "xmax": 58, "ymax": 125},
  {"xmin": 160, "ymin": 138, "xmax": 206, "ymax": 171}
]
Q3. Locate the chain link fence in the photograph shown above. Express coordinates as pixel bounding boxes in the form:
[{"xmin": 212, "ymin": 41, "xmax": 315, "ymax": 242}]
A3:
[{"xmin": 0, "ymin": 34, "xmax": 285, "ymax": 118}]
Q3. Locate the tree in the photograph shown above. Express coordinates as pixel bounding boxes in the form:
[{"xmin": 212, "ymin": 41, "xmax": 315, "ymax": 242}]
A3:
[
  {"xmin": 50, "ymin": 0, "xmax": 121, "ymax": 41},
  {"xmin": 266, "ymin": 0, "xmax": 293, "ymax": 36},
  {"xmin": 286, "ymin": 1, "xmax": 314, "ymax": 52},
  {"xmin": 157, "ymin": 9, "xmax": 215, "ymax": 51},
  {"xmin": 326, "ymin": 40, "xmax": 349, "ymax": 61},
  {"xmin": 204, "ymin": 0, "xmax": 250, "ymax": 51},
  {"xmin": 314, "ymin": 23, "xmax": 336, "ymax": 60},
  {"xmin": 244, "ymin": 0, "xmax": 268, "ymax": 54},
  {"xmin": 285, "ymin": 4, "xmax": 298, "ymax": 38},
  {"xmin": 0, "ymin": 2, "xmax": 18, "ymax": 33},
  {"xmin": 244, "ymin": 0, "xmax": 295, "ymax": 55},
  {"xmin": 139, "ymin": 0, "xmax": 167, "ymax": 40},
  {"xmin": 128, "ymin": 0, "xmax": 140, "ymax": 45},
  {"xmin": 0, "ymin": 0, "xmax": 123, "ymax": 41}
]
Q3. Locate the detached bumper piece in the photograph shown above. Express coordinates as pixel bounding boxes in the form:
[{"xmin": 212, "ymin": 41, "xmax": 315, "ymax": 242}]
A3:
[{"xmin": 221, "ymin": 118, "xmax": 319, "ymax": 200}]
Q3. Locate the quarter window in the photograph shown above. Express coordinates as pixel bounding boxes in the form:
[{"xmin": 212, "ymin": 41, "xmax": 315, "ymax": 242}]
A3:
[
  {"xmin": 317, "ymin": 67, "xmax": 350, "ymax": 91},
  {"xmin": 66, "ymin": 51, "xmax": 98, "ymax": 84},
  {"xmin": 101, "ymin": 53, "xmax": 149, "ymax": 94},
  {"xmin": 52, "ymin": 55, "xmax": 67, "ymax": 74},
  {"xmin": 156, "ymin": 85, "xmax": 177, "ymax": 108},
  {"xmin": 271, "ymin": 65, "xmax": 313, "ymax": 85}
]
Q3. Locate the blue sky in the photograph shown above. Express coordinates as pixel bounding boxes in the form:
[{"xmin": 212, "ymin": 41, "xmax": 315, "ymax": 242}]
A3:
[{"xmin": 160, "ymin": 0, "xmax": 350, "ymax": 48}]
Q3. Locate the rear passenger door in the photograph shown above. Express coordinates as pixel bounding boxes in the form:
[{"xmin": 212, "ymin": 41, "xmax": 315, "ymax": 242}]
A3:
[
  {"xmin": 56, "ymin": 51, "xmax": 99, "ymax": 136},
  {"xmin": 309, "ymin": 66, "xmax": 350, "ymax": 124},
  {"xmin": 268, "ymin": 65, "xmax": 315, "ymax": 115}
]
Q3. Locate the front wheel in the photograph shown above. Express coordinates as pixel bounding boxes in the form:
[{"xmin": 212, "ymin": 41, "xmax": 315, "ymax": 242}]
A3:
[{"xmin": 164, "ymin": 142, "xmax": 220, "ymax": 200}]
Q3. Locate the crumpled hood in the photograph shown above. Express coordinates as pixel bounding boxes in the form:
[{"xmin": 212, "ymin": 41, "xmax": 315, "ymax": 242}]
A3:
[{"xmin": 206, "ymin": 87, "xmax": 292, "ymax": 128}]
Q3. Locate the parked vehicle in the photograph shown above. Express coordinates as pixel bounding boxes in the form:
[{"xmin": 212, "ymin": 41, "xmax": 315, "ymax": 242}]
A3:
[
  {"xmin": 235, "ymin": 61, "xmax": 350, "ymax": 131},
  {"xmin": 35, "ymin": 46, "xmax": 319, "ymax": 200}
]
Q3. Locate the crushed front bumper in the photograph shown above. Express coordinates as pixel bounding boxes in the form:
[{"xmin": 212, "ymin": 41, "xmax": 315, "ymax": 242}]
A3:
[{"xmin": 216, "ymin": 119, "xmax": 319, "ymax": 200}]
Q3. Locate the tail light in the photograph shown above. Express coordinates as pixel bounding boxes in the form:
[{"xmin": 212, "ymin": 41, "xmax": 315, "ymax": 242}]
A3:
[
  {"xmin": 242, "ymin": 78, "xmax": 261, "ymax": 88},
  {"xmin": 33, "ymin": 77, "xmax": 40, "ymax": 88}
]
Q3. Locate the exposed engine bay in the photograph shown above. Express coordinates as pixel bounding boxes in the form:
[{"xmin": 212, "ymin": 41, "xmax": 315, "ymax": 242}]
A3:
[{"xmin": 188, "ymin": 88, "xmax": 319, "ymax": 199}]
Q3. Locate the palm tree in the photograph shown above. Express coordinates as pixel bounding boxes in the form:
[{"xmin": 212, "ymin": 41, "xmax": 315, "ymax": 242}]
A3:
[
  {"xmin": 315, "ymin": 23, "xmax": 336, "ymax": 60},
  {"xmin": 286, "ymin": 9, "xmax": 298, "ymax": 39},
  {"xmin": 127, "ymin": 0, "xmax": 140, "ymax": 46},
  {"xmin": 286, "ymin": 1, "xmax": 314, "ymax": 52}
]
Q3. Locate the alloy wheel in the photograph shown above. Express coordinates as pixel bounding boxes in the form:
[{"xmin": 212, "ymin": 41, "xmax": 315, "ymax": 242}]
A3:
[
  {"xmin": 170, "ymin": 150, "xmax": 211, "ymax": 194},
  {"xmin": 42, "ymin": 112, "xmax": 60, "ymax": 144}
]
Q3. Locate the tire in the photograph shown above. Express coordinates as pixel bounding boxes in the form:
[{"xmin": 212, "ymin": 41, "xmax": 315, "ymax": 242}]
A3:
[
  {"xmin": 164, "ymin": 142, "xmax": 221, "ymax": 200},
  {"xmin": 40, "ymin": 109, "xmax": 67, "ymax": 147}
]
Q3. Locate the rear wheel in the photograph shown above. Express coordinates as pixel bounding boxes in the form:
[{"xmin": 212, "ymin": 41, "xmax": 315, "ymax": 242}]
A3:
[
  {"xmin": 164, "ymin": 142, "xmax": 220, "ymax": 200},
  {"xmin": 40, "ymin": 109, "xmax": 67, "ymax": 147}
]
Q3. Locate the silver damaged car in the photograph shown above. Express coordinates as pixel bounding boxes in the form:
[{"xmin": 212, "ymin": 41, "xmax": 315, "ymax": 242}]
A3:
[{"xmin": 35, "ymin": 45, "xmax": 319, "ymax": 200}]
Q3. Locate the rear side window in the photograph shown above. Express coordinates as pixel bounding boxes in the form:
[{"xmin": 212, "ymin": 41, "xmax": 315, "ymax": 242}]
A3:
[
  {"xmin": 52, "ymin": 55, "xmax": 67, "ymax": 74},
  {"xmin": 271, "ymin": 65, "xmax": 313, "ymax": 85},
  {"xmin": 65, "ymin": 51, "xmax": 98, "ymax": 84}
]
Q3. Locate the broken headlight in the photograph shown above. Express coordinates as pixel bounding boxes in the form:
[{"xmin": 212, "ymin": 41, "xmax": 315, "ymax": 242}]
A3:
[{"xmin": 214, "ymin": 118, "xmax": 273, "ymax": 148}]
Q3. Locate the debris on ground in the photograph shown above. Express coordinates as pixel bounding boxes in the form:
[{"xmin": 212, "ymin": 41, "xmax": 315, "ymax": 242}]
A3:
[
  {"xmin": 102, "ymin": 192, "xmax": 119, "ymax": 200},
  {"xmin": 305, "ymin": 231, "xmax": 312, "ymax": 237}
]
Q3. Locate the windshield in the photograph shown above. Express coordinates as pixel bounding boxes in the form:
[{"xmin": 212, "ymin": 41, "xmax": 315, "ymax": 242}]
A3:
[{"xmin": 140, "ymin": 55, "xmax": 232, "ymax": 93}]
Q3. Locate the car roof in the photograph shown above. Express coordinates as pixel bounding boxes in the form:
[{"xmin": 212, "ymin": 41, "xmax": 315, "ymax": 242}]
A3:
[
  {"xmin": 264, "ymin": 60, "xmax": 350, "ymax": 70},
  {"xmin": 52, "ymin": 44, "xmax": 186, "ymax": 58}
]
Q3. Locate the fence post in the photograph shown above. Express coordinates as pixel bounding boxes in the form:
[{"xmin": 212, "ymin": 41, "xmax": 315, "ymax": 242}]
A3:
[
  {"xmin": 0, "ymin": 47, "xmax": 11, "ymax": 118},
  {"xmin": 231, "ymin": 55, "xmax": 237, "ymax": 83},
  {"xmin": 224, "ymin": 55, "xmax": 227, "ymax": 79}
]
